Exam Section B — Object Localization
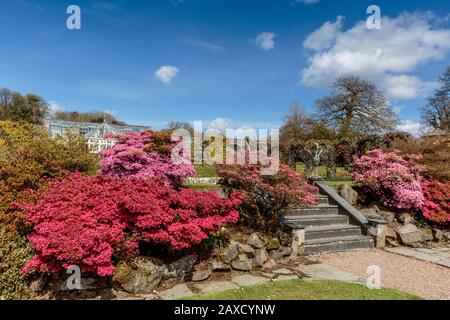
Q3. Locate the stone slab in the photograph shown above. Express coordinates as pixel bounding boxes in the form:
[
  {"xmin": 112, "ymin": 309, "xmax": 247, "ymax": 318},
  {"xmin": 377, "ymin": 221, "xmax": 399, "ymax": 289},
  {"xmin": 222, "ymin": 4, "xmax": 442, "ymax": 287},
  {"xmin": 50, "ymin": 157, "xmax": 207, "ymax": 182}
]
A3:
[
  {"xmin": 231, "ymin": 275, "xmax": 271, "ymax": 287},
  {"xmin": 385, "ymin": 246, "xmax": 450, "ymax": 269},
  {"xmin": 272, "ymin": 268, "xmax": 293, "ymax": 275},
  {"xmin": 275, "ymin": 275, "xmax": 299, "ymax": 281},
  {"xmin": 294, "ymin": 263, "xmax": 364, "ymax": 284},
  {"xmin": 193, "ymin": 281, "xmax": 239, "ymax": 294},
  {"xmin": 158, "ymin": 284, "xmax": 193, "ymax": 300}
]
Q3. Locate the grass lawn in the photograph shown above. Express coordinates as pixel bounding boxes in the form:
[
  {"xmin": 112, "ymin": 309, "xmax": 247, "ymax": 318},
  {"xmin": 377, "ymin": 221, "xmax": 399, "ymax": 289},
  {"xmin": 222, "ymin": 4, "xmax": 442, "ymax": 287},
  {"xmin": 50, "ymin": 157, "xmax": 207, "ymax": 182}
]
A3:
[
  {"xmin": 185, "ymin": 279, "xmax": 421, "ymax": 300},
  {"xmin": 324, "ymin": 180, "xmax": 357, "ymax": 187},
  {"xmin": 195, "ymin": 164, "xmax": 218, "ymax": 178},
  {"xmin": 183, "ymin": 183, "xmax": 222, "ymax": 192}
]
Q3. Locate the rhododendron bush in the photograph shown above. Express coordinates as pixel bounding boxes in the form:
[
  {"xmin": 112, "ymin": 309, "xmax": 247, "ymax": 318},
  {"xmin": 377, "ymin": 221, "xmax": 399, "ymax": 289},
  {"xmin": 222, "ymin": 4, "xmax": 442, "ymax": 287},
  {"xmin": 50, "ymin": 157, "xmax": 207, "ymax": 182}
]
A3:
[
  {"xmin": 421, "ymin": 179, "xmax": 450, "ymax": 224},
  {"xmin": 352, "ymin": 149, "xmax": 424, "ymax": 210},
  {"xmin": 99, "ymin": 130, "xmax": 195, "ymax": 187},
  {"xmin": 19, "ymin": 174, "xmax": 241, "ymax": 277},
  {"xmin": 216, "ymin": 164, "xmax": 317, "ymax": 230}
]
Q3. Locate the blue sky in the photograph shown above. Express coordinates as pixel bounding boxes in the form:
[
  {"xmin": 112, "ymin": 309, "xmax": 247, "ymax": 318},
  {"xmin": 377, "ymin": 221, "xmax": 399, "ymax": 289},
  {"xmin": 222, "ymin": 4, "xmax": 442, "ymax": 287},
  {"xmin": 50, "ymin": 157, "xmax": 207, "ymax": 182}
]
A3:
[{"xmin": 1, "ymin": 0, "xmax": 450, "ymax": 134}]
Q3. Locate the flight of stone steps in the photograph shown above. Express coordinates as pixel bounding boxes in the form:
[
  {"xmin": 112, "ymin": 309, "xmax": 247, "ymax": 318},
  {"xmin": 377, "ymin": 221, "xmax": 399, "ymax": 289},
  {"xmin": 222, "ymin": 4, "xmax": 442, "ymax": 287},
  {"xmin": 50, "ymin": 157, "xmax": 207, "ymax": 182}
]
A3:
[{"xmin": 283, "ymin": 194, "xmax": 374, "ymax": 255}]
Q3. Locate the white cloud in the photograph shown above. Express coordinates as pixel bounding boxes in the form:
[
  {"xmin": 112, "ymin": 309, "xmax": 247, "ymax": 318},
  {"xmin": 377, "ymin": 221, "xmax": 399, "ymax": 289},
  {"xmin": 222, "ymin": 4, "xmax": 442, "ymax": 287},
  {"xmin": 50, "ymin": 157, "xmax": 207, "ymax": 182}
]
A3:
[
  {"xmin": 396, "ymin": 119, "xmax": 425, "ymax": 137},
  {"xmin": 48, "ymin": 101, "xmax": 63, "ymax": 114},
  {"xmin": 300, "ymin": 12, "xmax": 450, "ymax": 100},
  {"xmin": 155, "ymin": 66, "xmax": 179, "ymax": 85},
  {"xmin": 208, "ymin": 118, "xmax": 233, "ymax": 131},
  {"xmin": 253, "ymin": 32, "xmax": 276, "ymax": 51},
  {"xmin": 304, "ymin": 16, "xmax": 344, "ymax": 51},
  {"xmin": 382, "ymin": 75, "xmax": 436, "ymax": 100}
]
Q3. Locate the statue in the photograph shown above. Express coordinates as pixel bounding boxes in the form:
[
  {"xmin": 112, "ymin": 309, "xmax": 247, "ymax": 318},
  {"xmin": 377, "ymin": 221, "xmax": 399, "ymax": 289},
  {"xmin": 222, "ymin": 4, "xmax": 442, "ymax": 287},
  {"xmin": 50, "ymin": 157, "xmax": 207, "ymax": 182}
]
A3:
[{"xmin": 303, "ymin": 143, "xmax": 323, "ymax": 179}]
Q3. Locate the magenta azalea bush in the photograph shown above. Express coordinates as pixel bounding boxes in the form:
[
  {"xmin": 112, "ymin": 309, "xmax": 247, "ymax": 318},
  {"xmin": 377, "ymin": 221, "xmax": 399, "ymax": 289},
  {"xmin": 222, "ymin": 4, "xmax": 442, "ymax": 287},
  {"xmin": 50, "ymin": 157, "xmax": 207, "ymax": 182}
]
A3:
[
  {"xmin": 99, "ymin": 130, "xmax": 195, "ymax": 187},
  {"xmin": 352, "ymin": 149, "xmax": 424, "ymax": 211},
  {"xmin": 19, "ymin": 174, "xmax": 241, "ymax": 277}
]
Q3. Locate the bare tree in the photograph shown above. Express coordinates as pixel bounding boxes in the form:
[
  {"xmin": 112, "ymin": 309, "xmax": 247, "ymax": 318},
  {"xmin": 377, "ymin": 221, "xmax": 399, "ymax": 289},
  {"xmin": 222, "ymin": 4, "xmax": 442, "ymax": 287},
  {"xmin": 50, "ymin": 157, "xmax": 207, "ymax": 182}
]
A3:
[
  {"xmin": 280, "ymin": 101, "xmax": 315, "ymax": 167},
  {"xmin": 421, "ymin": 66, "xmax": 450, "ymax": 132},
  {"xmin": 0, "ymin": 88, "xmax": 12, "ymax": 119},
  {"xmin": 315, "ymin": 76, "xmax": 396, "ymax": 137}
]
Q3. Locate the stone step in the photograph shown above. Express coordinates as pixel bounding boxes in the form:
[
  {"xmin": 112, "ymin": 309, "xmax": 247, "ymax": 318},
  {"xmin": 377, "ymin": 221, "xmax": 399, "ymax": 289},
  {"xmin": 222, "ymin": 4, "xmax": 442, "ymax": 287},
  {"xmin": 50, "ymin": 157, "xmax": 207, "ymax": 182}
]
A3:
[
  {"xmin": 286, "ymin": 204, "xmax": 339, "ymax": 216},
  {"xmin": 304, "ymin": 235, "xmax": 374, "ymax": 255},
  {"xmin": 314, "ymin": 195, "xmax": 329, "ymax": 205},
  {"xmin": 305, "ymin": 225, "xmax": 362, "ymax": 240},
  {"xmin": 283, "ymin": 214, "xmax": 349, "ymax": 228}
]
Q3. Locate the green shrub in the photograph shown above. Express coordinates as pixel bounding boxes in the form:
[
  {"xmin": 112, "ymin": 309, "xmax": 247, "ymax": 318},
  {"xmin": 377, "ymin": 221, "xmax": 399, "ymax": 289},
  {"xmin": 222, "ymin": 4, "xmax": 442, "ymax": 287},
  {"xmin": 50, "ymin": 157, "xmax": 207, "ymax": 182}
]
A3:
[{"xmin": 0, "ymin": 225, "xmax": 34, "ymax": 300}]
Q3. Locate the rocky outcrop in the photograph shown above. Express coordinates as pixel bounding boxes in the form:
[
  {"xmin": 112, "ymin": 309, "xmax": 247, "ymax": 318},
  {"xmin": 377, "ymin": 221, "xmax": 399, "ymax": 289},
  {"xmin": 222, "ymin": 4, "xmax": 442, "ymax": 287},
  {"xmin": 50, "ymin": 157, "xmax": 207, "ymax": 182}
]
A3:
[
  {"xmin": 397, "ymin": 212, "xmax": 414, "ymax": 225},
  {"xmin": 395, "ymin": 224, "xmax": 433, "ymax": 245},
  {"xmin": 164, "ymin": 255, "xmax": 198, "ymax": 279},
  {"xmin": 338, "ymin": 185, "xmax": 358, "ymax": 205},
  {"xmin": 247, "ymin": 233, "xmax": 265, "ymax": 249},
  {"xmin": 113, "ymin": 257, "xmax": 165, "ymax": 294},
  {"xmin": 231, "ymin": 255, "xmax": 252, "ymax": 271}
]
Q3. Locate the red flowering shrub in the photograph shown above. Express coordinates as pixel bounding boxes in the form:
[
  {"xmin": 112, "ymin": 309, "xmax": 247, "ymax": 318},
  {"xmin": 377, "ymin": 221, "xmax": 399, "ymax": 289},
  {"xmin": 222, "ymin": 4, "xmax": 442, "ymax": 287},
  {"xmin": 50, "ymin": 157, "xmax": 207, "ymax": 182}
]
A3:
[
  {"xmin": 99, "ymin": 130, "xmax": 195, "ymax": 187},
  {"xmin": 421, "ymin": 179, "xmax": 450, "ymax": 224},
  {"xmin": 352, "ymin": 149, "xmax": 424, "ymax": 211},
  {"xmin": 19, "ymin": 174, "xmax": 241, "ymax": 277},
  {"xmin": 216, "ymin": 164, "xmax": 317, "ymax": 230}
]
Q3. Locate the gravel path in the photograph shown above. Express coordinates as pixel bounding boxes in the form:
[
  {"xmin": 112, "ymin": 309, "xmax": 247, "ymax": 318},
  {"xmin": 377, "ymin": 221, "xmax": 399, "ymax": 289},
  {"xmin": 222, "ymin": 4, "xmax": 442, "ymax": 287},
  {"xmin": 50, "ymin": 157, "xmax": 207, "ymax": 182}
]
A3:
[{"xmin": 315, "ymin": 249, "xmax": 450, "ymax": 300}]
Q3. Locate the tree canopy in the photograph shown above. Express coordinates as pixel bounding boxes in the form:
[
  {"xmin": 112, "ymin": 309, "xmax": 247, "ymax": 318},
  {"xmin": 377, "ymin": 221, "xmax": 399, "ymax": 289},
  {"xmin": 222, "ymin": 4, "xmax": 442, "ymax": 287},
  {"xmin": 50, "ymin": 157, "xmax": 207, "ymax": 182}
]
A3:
[
  {"xmin": 422, "ymin": 66, "xmax": 450, "ymax": 132},
  {"xmin": 0, "ymin": 88, "xmax": 48, "ymax": 124},
  {"xmin": 315, "ymin": 76, "xmax": 396, "ymax": 137}
]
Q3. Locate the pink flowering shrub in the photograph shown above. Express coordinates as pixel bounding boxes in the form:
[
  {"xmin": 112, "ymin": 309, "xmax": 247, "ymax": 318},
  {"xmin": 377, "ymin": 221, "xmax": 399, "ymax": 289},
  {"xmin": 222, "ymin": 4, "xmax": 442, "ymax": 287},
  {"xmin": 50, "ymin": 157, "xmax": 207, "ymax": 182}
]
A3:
[
  {"xmin": 19, "ymin": 174, "xmax": 241, "ymax": 277},
  {"xmin": 216, "ymin": 164, "xmax": 317, "ymax": 230},
  {"xmin": 421, "ymin": 179, "xmax": 450, "ymax": 224},
  {"xmin": 352, "ymin": 149, "xmax": 424, "ymax": 211},
  {"xmin": 99, "ymin": 130, "xmax": 196, "ymax": 187}
]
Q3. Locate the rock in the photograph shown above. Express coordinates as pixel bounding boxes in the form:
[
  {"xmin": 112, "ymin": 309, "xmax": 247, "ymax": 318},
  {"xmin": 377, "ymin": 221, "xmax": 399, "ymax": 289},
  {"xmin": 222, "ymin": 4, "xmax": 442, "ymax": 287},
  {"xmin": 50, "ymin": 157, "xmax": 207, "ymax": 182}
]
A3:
[
  {"xmin": 360, "ymin": 208, "xmax": 381, "ymax": 219},
  {"xmin": 253, "ymin": 248, "xmax": 269, "ymax": 267},
  {"xmin": 380, "ymin": 211, "xmax": 395, "ymax": 223},
  {"xmin": 266, "ymin": 238, "xmax": 281, "ymax": 251},
  {"xmin": 385, "ymin": 226, "xmax": 397, "ymax": 240},
  {"xmin": 443, "ymin": 232, "xmax": 450, "ymax": 241},
  {"xmin": 239, "ymin": 243, "xmax": 255, "ymax": 256},
  {"xmin": 231, "ymin": 275, "xmax": 270, "ymax": 287},
  {"xmin": 247, "ymin": 233, "xmax": 265, "ymax": 249},
  {"xmin": 386, "ymin": 238, "xmax": 400, "ymax": 247},
  {"xmin": 269, "ymin": 249, "xmax": 284, "ymax": 261},
  {"xmin": 113, "ymin": 257, "xmax": 165, "ymax": 294},
  {"xmin": 262, "ymin": 258, "xmax": 277, "ymax": 269},
  {"xmin": 282, "ymin": 246, "xmax": 292, "ymax": 256},
  {"xmin": 432, "ymin": 229, "xmax": 443, "ymax": 242},
  {"xmin": 395, "ymin": 224, "xmax": 433, "ymax": 244},
  {"xmin": 231, "ymin": 254, "xmax": 253, "ymax": 271},
  {"xmin": 158, "ymin": 284, "xmax": 193, "ymax": 300},
  {"xmin": 29, "ymin": 277, "xmax": 46, "ymax": 296},
  {"xmin": 220, "ymin": 242, "xmax": 239, "ymax": 264},
  {"xmin": 164, "ymin": 254, "xmax": 198, "ymax": 279},
  {"xmin": 192, "ymin": 270, "xmax": 212, "ymax": 282},
  {"xmin": 272, "ymin": 268, "xmax": 293, "ymax": 275},
  {"xmin": 338, "ymin": 185, "xmax": 358, "ymax": 205},
  {"xmin": 193, "ymin": 281, "xmax": 238, "ymax": 294},
  {"xmin": 211, "ymin": 260, "xmax": 231, "ymax": 272},
  {"xmin": 269, "ymin": 247, "xmax": 291, "ymax": 261},
  {"xmin": 398, "ymin": 212, "xmax": 415, "ymax": 225}
]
